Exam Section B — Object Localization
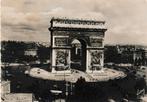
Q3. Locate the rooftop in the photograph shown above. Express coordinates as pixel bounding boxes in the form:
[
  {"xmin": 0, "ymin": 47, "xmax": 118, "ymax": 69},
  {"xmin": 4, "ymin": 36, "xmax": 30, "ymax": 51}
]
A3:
[
  {"xmin": 1, "ymin": 81, "xmax": 10, "ymax": 85},
  {"xmin": 2, "ymin": 93, "xmax": 33, "ymax": 102}
]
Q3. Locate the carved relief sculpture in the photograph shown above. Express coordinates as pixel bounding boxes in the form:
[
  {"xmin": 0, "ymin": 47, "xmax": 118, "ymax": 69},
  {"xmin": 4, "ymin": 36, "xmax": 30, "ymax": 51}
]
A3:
[
  {"xmin": 55, "ymin": 38, "xmax": 68, "ymax": 46},
  {"xmin": 56, "ymin": 50, "xmax": 68, "ymax": 65},
  {"xmin": 90, "ymin": 38, "xmax": 102, "ymax": 47},
  {"xmin": 90, "ymin": 51, "xmax": 102, "ymax": 70}
]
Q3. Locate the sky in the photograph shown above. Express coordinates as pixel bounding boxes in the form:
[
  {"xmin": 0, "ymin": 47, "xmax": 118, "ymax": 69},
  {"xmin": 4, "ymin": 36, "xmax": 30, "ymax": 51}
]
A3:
[{"xmin": 1, "ymin": 0, "xmax": 147, "ymax": 45}]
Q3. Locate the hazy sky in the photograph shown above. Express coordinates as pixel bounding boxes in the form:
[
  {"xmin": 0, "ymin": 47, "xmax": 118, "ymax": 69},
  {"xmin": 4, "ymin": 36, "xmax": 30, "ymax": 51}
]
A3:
[{"xmin": 1, "ymin": 0, "xmax": 147, "ymax": 45}]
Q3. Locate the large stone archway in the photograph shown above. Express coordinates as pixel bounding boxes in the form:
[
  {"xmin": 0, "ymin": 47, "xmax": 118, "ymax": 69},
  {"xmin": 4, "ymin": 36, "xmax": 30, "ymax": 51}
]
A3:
[{"xmin": 49, "ymin": 18, "xmax": 107, "ymax": 73}]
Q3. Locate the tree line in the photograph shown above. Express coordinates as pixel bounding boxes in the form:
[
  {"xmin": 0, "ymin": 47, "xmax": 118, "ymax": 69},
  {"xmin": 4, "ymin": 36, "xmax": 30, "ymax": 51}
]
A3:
[
  {"xmin": 104, "ymin": 45, "xmax": 147, "ymax": 66},
  {"xmin": 1, "ymin": 41, "xmax": 50, "ymax": 64},
  {"xmin": 1, "ymin": 41, "xmax": 147, "ymax": 66}
]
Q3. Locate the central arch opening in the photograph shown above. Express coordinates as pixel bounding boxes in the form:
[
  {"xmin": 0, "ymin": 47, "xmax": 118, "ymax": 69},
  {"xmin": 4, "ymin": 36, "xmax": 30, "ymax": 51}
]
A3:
[{"xmin": 70, "ymin": 39, "xmax": 87, "ymax": 71}]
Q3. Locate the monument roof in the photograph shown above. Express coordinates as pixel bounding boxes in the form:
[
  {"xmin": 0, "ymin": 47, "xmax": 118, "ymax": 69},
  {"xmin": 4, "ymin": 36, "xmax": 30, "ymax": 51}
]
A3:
[{"xmin": 50, "ymin": 17, "xmax": 107, "ymax": 30}]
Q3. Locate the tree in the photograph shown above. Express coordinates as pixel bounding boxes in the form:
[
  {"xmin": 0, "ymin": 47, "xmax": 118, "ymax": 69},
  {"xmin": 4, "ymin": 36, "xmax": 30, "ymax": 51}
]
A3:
[{"xmin": 37, "ymin": 45, "xmax": 50, "ymax": 64}]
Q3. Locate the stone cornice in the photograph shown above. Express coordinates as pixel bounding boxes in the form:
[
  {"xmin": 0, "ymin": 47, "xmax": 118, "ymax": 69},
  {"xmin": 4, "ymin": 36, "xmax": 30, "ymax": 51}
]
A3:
[{"xmin": 49, "ymin": 27, "xmax": 107, "ymax": 32}]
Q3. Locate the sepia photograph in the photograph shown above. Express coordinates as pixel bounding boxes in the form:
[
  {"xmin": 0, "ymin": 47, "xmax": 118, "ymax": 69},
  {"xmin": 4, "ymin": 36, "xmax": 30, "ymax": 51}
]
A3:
[{"xmin": 1, "ymin": 0, "xmax": 147, "ymax": 102}]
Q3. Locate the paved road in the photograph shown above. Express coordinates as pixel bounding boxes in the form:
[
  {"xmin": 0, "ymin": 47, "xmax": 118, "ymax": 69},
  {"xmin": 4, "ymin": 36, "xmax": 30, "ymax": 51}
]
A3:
[{"xmin": 26, "ymin": 68, "xmax": 126, "ymax": 83}]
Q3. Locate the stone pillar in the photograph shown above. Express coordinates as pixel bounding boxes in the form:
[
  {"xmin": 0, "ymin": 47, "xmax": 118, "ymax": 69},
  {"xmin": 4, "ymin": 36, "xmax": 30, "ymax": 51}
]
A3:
[
  {"xmin": 86, "ymin": 50, "xmax": 91, "ymax": 73},
  {"xmin": 86, "ymin": 49, "xmax": 103, "ymax": 73},
  {"xmin": 86, "ymin": 36, "xmax": 104, "ymax": 73},
  {"xmin": 51, "ymin": 49, "xmax": 56, "ymax": 72}
]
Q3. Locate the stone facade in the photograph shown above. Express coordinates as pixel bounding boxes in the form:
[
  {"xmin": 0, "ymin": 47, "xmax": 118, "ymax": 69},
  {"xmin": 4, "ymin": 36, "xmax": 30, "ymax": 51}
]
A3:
[{"xmin": 49, "ymin": 18, "xmax": 107, "ymax": 73}]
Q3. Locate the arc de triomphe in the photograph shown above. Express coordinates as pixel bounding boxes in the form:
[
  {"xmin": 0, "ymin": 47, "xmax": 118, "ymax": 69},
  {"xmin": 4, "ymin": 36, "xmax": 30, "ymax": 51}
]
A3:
[{"xmin": 49, "ymin": 18, "xmax": 107, "ymax": 73}]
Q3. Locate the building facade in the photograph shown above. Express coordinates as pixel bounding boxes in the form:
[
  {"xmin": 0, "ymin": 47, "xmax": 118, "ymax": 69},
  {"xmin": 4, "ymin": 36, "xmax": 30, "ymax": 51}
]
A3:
[{"xmin": 1, "ymin": 81, "xmax": 11, "ymax": 95}]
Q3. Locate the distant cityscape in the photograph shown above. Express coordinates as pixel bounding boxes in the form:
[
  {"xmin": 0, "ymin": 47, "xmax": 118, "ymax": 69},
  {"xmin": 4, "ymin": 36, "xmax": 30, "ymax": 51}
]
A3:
[
  {"xmin": 1, "ymin": 40, "xmax": 147, "ymax": 66},
  {"xmin": 1, "ymin": 40, "xmax": 147, "ymax": 102}
]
